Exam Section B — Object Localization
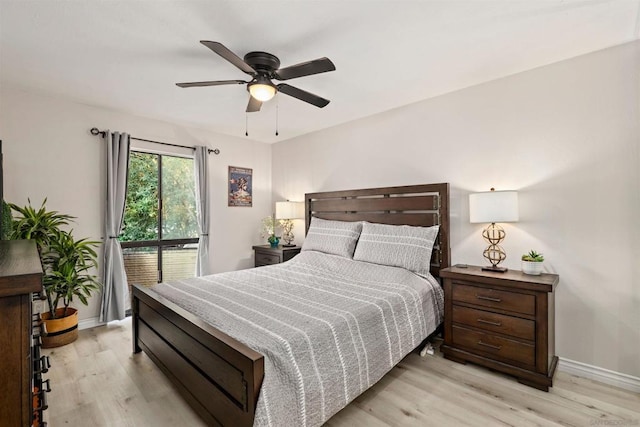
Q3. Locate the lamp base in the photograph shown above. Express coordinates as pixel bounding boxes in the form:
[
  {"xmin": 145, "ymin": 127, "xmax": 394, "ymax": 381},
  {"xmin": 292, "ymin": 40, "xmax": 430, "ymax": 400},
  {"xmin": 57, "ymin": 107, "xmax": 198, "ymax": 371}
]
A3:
[
  {"xmin": 482, "ymin": 265, "xmax": 508, "ymax": 273},
  {"xmin": 281, "ymin": 243, "xmax": 296, "ymax": 247}
]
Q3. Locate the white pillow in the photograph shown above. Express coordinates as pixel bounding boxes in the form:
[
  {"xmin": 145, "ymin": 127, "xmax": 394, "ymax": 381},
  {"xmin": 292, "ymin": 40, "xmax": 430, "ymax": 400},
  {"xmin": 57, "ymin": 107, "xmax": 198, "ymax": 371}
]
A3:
[
  {"xmin": 353, "ymin": 222, "xmax": 439, "ymax": 276},
  {"xmin": 301, "ymin": 217, "xmax": 362, "ymax": 258}
]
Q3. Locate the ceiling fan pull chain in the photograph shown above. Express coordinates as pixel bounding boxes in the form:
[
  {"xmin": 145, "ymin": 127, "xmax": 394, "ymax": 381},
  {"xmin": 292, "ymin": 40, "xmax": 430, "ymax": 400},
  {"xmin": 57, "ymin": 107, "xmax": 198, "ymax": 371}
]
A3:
[
  {"xmin": 275, "ymin": 95, "xmax": 279, "ymax": 136},
  {"xmin": 245, "ymin": 113, "xmax": 249, "ymax": 137}
]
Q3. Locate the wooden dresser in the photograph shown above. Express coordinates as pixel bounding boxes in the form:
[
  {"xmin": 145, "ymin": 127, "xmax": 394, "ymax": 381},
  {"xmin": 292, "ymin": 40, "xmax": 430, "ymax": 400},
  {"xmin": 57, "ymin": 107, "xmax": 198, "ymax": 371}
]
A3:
[
  {"xmin": 440, "ymin": 265, "xmax": 559, "ymax": 391},
  {"xmin": 0, "ymin": 240, "xmax": 46, "ymax": 426}
]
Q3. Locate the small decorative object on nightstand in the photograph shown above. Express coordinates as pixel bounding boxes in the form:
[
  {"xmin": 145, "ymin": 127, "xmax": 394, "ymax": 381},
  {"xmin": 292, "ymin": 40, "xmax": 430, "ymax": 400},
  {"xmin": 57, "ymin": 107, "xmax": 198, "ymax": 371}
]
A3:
[
  {"xmin": 268, "ymin": 235, "xmax": 280, "ymax": 248},
  {"xmin": 261, "ymin": 215, "xmax": 280, "ymax": 247},
  {"xmin": 521, "ymin": 250, "xmax": 545, "ymax": 275},
  {"xmin": 275, "ymin": 201, "xmax": 304, "ymax": 247},
  {"xmin": 252, "ymin": 245, "xmax": 301, "ymax": 267},
  {"xmin": 469, "ymin": 188, "xmax": 519, "ymax": 272},
  {"xmin": 440, "ymin": 265, "xmax": 559, "ymax": 391}
]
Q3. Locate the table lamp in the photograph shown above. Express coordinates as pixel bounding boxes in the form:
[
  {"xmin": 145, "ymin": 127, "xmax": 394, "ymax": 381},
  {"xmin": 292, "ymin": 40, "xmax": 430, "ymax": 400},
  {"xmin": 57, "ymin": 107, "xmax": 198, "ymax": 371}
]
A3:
[
  {"xmin": 275, "ymin": 201, "xmax": 304, "ymax": 247},
  {"xmin": 469, "ymin": 188, "xmax": 519, "ymax": 272}
]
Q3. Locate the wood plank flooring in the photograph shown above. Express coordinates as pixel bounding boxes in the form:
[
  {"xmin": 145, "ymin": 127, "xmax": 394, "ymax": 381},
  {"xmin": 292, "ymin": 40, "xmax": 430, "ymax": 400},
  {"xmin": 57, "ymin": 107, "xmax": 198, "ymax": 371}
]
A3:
[{"xmin": 43, "ymin": 318, "xmax": 640, "ymax": 426}]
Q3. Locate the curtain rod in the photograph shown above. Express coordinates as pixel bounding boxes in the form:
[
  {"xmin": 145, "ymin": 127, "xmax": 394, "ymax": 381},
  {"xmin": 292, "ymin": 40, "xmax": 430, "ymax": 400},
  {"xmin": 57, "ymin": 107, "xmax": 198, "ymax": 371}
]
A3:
[{"xmin": 90, "ymin": 128, "xmax": 220, "ymax": 155}]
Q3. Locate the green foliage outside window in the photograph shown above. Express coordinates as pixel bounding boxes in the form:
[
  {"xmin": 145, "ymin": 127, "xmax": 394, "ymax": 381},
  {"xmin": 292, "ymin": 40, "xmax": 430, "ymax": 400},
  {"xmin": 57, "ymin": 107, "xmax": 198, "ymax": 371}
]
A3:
[
  {"xmin": 120, "ymin": 152, "xmax": 159, "ymax": 242},
  {"xmin": 162, "ymin": 156, "xmax": 198, "ymax": 240},
  {"xmin": 120, "ymin": 152, "xmax": 197, "ymax": 243}
]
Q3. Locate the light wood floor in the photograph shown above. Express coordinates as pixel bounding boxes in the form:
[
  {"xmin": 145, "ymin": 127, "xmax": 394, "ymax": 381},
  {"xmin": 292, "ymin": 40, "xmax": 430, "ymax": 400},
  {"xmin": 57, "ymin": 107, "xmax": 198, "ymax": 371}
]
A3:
[{"xmin": 43, "ymin": 318, "xmax": 640, "ymax": 426}]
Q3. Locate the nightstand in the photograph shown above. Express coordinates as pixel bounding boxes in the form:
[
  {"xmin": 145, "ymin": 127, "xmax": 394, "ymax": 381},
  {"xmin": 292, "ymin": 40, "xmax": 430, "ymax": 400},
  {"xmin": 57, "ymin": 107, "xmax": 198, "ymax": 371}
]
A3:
[
  {"xmin": 440, "ymin": 265, "xmax": 559, "ymax": 391},
  {"xmin": 252, "ymin": 245, "xmax": 301, "ymax": 267}
]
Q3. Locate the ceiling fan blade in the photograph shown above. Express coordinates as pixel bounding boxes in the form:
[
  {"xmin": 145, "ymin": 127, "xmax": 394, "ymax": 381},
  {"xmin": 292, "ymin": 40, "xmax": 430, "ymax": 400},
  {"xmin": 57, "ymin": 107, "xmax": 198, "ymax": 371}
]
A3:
[
  {"xmin": 200, "ymin": 41, "xmax": 256, "ymax": 75},
  {"xmin": 277, "ymin": 84, "xmax": 330, "ymax": 108},
  {"xmin": 274, "ymin": 57, "xmax": 335, "ymax": 81},
  {"xmin": 176, "ymin": 80, "xmax": 246, "ymax": 88},
  {"xmin": 246, "ymin": 96, "xmax": 262, "ymax": 113}
]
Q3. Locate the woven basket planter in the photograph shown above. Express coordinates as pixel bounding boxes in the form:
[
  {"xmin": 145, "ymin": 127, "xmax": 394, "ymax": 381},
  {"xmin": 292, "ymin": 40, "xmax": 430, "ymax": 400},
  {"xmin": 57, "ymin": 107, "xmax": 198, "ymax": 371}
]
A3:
[{"xmin": 41, "ymin": 307, "xmax": 79, "ymax": 348}]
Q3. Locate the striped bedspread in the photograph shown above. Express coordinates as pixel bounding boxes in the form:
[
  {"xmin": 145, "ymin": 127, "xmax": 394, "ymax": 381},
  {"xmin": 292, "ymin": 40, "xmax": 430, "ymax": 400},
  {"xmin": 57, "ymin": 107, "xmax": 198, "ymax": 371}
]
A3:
[{"xmin": 151, "ymin": 250, "xmax": 444, "ymax": 427}]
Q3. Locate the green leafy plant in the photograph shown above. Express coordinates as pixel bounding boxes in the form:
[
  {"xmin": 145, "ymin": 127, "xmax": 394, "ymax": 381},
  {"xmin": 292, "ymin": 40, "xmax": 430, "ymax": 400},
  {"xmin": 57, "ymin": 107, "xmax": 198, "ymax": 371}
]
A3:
[
  {"xmin": 9, "ymin": 199, "xmax": 73, "ymax": 249},
  {"xmin": 521, "ymin": 250, "xmax": 544, "ymax": 262},
  {"xmin": 41, "ymin": 229, "xmax": 100, "ymax": 318},
  {"xmin": 10, "ymin": 199, "xmax": 101, "ymax": 319},
  {"xmin": 1, "ymin": 200, "xmax": 12, "ymax": 239}
]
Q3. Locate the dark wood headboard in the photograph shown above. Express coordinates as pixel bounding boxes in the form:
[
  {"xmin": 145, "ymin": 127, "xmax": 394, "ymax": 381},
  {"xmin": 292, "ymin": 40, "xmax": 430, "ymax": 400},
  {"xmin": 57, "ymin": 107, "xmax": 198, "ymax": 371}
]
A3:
[{"xmin": 305, "ymin": 183, "xmax": 450, "ymax": 277}]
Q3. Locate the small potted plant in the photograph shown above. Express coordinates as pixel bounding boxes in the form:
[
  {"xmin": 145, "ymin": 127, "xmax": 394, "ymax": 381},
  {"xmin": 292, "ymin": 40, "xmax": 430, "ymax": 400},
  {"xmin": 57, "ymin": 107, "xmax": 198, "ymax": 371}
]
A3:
[
  {"xmin": 261, "ymin": 215, "xmax": 281, "ymax": 248},
  {"xmin": 521, "ymin": 250, "xmax": 544, "ymax": 275}
]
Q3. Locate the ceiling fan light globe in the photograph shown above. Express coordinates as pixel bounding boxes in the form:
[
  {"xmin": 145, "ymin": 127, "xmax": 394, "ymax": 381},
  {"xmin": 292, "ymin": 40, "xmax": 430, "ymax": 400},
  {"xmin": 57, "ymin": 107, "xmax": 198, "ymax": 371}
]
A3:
[{"xmin": 249, "ymin": 83, "xmax": 276, "ymax": 102}]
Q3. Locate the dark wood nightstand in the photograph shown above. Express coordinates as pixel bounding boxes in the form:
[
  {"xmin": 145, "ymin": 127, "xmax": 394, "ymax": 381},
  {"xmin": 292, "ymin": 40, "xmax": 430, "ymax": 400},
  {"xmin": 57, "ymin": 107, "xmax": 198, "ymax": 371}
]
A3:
[
  {"xmin": 252, "ymin": 245, "xmax": 301, "ymax": 267},
  {"xmin": 440, "ymin": 265, "xmax": 559, "ymax": 391}
]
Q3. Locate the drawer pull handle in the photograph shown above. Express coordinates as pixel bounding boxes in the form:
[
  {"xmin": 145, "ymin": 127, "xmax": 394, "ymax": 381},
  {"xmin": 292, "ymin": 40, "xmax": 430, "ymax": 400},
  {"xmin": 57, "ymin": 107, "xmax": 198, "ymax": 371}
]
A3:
[
  {"xmin": 478, "ymin": 340, "xmax": 502, "ymax": 350},
  {"xmin": 35, "ymin": 355, "xmax": 51, "ymax": 374},
  {"xmin": 476, "ymin": 294, "xmax": 502, "ymax": 303},
  {"xmin": 477, "ymin": 318, "xmax": 502, "ymax": 327}
]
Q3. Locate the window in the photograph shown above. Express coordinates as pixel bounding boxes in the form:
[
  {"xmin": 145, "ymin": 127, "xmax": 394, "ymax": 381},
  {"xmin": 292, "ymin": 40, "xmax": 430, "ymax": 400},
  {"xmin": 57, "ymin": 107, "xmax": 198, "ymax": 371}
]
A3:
[{"xmin": 120, "ymin": 152, "xmax": 198, "ymax": 288}]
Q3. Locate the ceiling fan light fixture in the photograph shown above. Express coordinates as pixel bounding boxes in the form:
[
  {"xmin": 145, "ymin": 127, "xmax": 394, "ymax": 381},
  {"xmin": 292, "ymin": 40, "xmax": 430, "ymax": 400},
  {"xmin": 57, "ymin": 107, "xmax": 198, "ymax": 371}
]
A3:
[
  {"xmin": 178, "ymin": 41, "xmax": 335, "ymax": 112},
  {"xmin": 249, "ymin": 82, "xmax": 276, "ymax": 102}
]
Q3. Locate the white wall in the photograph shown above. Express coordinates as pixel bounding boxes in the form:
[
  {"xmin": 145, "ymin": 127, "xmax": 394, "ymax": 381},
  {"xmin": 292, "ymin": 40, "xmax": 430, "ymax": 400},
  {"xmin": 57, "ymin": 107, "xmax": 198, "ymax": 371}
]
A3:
[
  {"xmin": 0, "ymin": 86, "xmax": 272, "ymax": 322},
  {"xmin": 272, "ymin": 41, "xmax": 640, "ymax": 378}
]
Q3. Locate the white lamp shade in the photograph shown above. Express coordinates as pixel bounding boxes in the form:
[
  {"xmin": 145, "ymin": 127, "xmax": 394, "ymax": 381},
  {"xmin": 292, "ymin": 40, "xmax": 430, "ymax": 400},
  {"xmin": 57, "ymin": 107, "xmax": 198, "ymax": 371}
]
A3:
[
  {"xmin": 469, "ymin": 191, "xmax": 519, "ymax": 223},
  {"xmin": 275, "ymin": 201, "xmax": 304, "ymax": 220}
]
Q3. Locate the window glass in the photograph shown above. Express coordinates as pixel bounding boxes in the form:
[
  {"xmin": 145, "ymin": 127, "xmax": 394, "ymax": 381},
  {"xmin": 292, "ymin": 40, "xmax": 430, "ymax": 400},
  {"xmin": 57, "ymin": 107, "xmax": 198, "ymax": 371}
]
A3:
[
  {"xmin": 162, "ymin": 244, "xmax": 199, "ymax": 282},
  {"xmin": 122, "ymin": 247, "xmax": 158, "ymax": 287},
  {"xmin": 121, "ymin": 152, "xmax": 158, "ymax": 242},
  {"xmin": 161, "ymin": 156, "xmax": 198, "ymax": 240},
  {"xmin": 120, "ymin": 151, "xmax": 198, "ymax": 291}
]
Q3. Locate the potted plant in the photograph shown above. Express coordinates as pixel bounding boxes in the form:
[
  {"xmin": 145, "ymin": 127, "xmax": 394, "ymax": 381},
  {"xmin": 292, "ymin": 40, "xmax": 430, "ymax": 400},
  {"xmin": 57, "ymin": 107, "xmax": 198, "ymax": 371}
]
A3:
[
  {"xmin": 10, "ymin": 199, "xmax": 101, "ymax": 347},
  {"xmin": 261, "ymin": 215, "xmax": 281, "ymax": 248},
  {"xmin": 9, "ymin": 199, "xmax": 72, "ymax": 247},
  {"xmin": 40, "ymin": 228, "xmax": 100, "ymax": 346},
  {"xmin": 521, "ymin": 250, "xmax": 544, "ymax": 275}
]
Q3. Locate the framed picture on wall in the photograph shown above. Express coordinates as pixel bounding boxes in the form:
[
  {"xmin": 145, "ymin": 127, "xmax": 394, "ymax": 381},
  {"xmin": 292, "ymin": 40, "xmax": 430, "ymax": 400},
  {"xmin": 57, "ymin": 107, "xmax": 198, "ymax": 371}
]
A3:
[{"xmin": 228, "ymin": 166, "xmax": 253, "ymax": 207}]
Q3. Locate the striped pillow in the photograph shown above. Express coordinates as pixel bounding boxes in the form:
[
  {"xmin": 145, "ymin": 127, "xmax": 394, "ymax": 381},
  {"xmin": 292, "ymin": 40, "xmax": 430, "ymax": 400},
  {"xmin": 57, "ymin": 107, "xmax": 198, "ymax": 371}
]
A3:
[
  {"xmin": 353, "ymin": 222, "xmax": 439, "ymax": 276},
  {"xmin": 301, "ymin": 217, "xmax": 363, "ymax": 258}
]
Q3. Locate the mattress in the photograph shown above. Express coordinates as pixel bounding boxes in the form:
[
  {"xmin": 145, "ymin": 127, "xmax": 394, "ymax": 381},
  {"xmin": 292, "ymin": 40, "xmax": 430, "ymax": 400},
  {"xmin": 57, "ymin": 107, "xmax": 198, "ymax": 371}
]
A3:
[{"xmin": 151, "ymin": 250, "xmax": 444, "ymax": 427}]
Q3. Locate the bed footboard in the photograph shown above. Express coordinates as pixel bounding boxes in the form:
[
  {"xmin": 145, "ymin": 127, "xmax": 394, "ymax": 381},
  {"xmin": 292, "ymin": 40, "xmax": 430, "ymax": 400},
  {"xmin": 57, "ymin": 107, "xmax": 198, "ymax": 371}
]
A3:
[{"xmin": 132, "ymin": 284, "xmax": 264, "ymax": 427}]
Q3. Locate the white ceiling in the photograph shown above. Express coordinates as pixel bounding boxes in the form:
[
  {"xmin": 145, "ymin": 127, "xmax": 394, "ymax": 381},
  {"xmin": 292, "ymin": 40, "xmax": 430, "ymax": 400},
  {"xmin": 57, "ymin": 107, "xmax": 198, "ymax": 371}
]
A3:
[{"xmin": 1, "ymin": 1, "xmax": 639, "ymax": 143}]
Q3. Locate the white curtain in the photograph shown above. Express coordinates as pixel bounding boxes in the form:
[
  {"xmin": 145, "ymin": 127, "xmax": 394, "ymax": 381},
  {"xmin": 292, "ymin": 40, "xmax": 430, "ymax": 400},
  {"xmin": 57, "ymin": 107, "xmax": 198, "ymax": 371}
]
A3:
[
  {"xmin": 100, "ymin": 131, "xmax": 130, "ymax": 322},
  {"xmin": 194, "ymin": 146, "xmax": 210, "ymax": 276}
]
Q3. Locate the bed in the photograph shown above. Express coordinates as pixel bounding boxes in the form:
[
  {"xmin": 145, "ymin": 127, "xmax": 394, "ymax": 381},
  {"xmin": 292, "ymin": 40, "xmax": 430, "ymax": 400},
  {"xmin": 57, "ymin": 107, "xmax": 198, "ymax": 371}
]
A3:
[{"xmin": 132, "ymin": 183, "xmax": 450, "ymax": 426}]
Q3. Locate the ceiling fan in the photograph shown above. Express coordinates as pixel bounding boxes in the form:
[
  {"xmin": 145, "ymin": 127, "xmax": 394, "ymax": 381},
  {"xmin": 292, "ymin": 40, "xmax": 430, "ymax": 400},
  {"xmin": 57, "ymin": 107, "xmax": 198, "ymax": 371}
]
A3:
[{"xmin": 176, "ymin": 41, "xmax": 336, "ymax": 113}]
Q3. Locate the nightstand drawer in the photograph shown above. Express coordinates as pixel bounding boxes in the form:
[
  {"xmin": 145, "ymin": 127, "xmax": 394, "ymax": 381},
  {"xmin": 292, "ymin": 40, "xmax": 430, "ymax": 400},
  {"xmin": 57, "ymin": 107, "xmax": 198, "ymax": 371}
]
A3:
[
  {"xmin": 452, "ymin": 283, "xmax": 535, "ymax": 315},
  {"xmin": 255, "ymin": 252, "xmax": 280, "ymax": 266},
  {"xmin": 253, "ymin": 245, "xmax": 301, "ymax": 268},
  {"xmin": 452, "ymin": 325, "xmax": 535, "ymax": 367},
  {"xmin": 452, "ymin": 305, "xmax": 535, "ymax": 341}
]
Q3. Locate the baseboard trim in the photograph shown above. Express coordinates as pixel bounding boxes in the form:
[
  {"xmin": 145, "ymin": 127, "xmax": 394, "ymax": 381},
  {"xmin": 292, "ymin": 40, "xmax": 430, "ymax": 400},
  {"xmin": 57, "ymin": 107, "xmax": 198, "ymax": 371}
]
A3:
[
  {"xmin": 558, "ymin": 357, "xmax": 640, "ymax": 393},
  {"xmin": 78, "ymin": 317, "xmax": 105, "ymax": 331}
]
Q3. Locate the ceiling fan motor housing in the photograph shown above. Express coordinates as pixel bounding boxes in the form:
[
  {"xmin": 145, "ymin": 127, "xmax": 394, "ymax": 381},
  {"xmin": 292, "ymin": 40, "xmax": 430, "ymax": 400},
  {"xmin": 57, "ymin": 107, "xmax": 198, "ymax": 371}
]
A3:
[{"xmin": 244, "ymin": 51, "xmax": 281, "ymax": 75}]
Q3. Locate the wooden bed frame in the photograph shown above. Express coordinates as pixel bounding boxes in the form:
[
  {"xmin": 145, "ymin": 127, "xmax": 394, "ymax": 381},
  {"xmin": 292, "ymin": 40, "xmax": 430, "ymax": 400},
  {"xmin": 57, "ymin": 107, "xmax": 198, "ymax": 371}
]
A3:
[{"xmin": 132, "ymin": 183, "xmax": 450, "ymax": 426}]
